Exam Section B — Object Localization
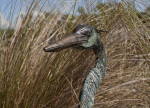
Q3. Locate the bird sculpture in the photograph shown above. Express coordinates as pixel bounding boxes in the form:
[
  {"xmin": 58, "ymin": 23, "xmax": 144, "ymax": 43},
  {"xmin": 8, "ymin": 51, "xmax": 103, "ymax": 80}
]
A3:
[{"xmin": 43, "ymin": 25, "xmax": 106, "ymax": 108}]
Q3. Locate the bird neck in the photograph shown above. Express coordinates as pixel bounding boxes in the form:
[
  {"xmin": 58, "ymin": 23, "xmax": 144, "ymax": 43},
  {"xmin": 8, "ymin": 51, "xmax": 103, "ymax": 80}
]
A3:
[
  {"xmin": 92, "ymin": 37, "xmax": 106, "ymax": 81},
  {"xmin": 93, "ymin": 36, "xmax": 106, "ymax": 70},
  {"xmin": 93, "ymin": 36, "xmax": 105, "ymax": 60},
  {"xmin": 79, "ymin": 36, "xmax": 106, "ymax": 108}
]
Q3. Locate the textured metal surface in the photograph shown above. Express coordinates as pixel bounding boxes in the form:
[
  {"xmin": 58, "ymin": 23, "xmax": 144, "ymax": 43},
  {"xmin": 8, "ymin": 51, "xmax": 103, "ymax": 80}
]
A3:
[
  {"xmin": 79, "ymin": 34, "xmax": 106, "ymax": 108},
  {"xmin": 43, "ymin": 33, "xmax": 87, "ymax": 52},
  {"xmin": 43, "ymin": 25, "xmax": 106, "ymax": 108}
]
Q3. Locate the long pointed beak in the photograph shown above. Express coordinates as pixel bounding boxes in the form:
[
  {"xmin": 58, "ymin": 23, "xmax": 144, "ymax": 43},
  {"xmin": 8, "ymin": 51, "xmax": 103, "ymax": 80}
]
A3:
[{"xmin": 43, "ymin": 33, "xmax": 88, "ymax": 52}]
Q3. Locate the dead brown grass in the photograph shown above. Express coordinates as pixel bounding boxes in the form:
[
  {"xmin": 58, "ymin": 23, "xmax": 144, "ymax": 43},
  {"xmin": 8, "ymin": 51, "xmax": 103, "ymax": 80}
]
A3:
[{"xmin": 0, "ymin": 0, "xmax": 150, "ymax": 108}]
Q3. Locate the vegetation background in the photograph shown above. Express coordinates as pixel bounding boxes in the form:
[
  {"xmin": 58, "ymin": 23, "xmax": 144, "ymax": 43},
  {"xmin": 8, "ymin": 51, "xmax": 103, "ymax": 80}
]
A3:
[{"xmin": 0, "ymin": 0, "xmax": 150, "ymax": 108}]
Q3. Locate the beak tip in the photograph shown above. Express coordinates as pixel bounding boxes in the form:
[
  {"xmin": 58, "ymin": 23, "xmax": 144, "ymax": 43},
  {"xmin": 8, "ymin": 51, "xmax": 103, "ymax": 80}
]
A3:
[
  {"xmin": 43, "ymin": 47, "xmax": 48, "ymax": 52},
  {"xmin": 43, "ymin": 46, "xmax": 57, "ymax": 52}
]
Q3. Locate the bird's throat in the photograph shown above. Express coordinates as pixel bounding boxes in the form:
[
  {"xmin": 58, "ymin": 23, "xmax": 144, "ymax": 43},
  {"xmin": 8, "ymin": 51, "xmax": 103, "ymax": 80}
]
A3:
[{"xmin": 79, "ymin": 36, "xmax": 106, "ymax": 108}]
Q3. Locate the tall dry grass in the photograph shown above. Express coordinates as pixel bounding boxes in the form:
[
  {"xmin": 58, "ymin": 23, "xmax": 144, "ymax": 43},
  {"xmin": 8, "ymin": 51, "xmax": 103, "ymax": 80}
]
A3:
[{"xmin": 0, "ymin": 0, "xmax": 150, "ymax": 108}]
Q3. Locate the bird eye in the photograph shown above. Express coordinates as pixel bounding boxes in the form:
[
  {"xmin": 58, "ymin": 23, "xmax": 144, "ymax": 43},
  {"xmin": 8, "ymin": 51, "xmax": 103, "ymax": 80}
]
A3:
[
  {"xmin": 86, "ymin": 29, "xmax": 92, "ymax": 37},
  {"xmin": 77, "ymin": 28, "xmax": 86, "ymax": 34},
  {"xmin": 77, "ymin": 28, "xmax": 92, "ymax": 37}
]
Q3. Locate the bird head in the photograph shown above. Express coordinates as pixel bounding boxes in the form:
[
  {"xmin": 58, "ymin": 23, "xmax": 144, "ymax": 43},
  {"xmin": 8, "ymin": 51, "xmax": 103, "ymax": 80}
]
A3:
[{"xmin": 43, "ymin": 25, "xmax": 104, "ymax": 52}]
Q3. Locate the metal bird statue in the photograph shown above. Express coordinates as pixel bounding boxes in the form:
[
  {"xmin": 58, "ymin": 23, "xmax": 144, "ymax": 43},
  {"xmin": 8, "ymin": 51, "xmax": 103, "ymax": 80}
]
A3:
[{"xmin": 43, "ymin": 25, "xmax": 106, "ymax": 108}]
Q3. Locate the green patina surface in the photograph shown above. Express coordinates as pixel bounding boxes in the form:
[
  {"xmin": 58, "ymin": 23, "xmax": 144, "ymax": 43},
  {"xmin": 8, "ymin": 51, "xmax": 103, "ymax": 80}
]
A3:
[
  {"xmin": 79, "ymin": 30, "xmax": 106, "ymax": 108},
  {"xmin": 82, "ymin": 30, "xmax": 100, "ymax": 48}
]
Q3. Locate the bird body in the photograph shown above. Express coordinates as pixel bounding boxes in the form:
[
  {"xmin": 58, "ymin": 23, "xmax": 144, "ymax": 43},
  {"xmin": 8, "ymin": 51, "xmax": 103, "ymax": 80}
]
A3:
[{"xmin": 43, "ymin": 25, "xmax": 106, "ymax": 108}]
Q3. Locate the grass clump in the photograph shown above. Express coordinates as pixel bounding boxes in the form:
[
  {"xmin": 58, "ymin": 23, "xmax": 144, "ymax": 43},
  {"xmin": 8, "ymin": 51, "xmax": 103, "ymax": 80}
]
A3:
[{"xmin": 0, "ymin": 0, "xmax": 150, "ymax": 108}]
